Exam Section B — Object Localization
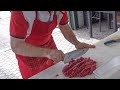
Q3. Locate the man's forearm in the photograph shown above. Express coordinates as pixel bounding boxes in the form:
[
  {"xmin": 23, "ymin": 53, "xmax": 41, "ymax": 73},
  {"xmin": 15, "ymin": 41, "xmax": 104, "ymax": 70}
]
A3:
[
  {"xmin": 59, "ymin": 24, "xmax": 79, "ymax": 46},
  {"xmin": 10, "ymin": 37, "xmax": 50, "ymax": 57}
]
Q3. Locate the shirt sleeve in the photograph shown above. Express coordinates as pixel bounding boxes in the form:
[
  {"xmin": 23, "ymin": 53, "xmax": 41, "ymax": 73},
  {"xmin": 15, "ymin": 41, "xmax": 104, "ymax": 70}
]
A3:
[
  {"xmin": 10, "ymin": 11, "xmax": 28, "ymax": 39},
  {"xmin": 59, "ymin": 11, "xmax": 68, "ymax": 25}
]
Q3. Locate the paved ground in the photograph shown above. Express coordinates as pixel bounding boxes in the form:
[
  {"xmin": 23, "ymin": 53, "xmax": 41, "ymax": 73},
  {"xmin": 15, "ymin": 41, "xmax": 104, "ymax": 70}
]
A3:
[{"xmin": 0, "ymin": 11, "xmax": 116, "ymax": 79}]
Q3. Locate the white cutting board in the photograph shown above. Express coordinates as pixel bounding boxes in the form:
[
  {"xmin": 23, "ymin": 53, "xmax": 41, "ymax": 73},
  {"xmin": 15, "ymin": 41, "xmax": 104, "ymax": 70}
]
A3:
[
  {"xmin": 30, "ymin": 30, "xmax": 120, "ymax": 79},
  {"xmin": 29, "ymin": 61, "xmax": 95, "ymax": 79}
]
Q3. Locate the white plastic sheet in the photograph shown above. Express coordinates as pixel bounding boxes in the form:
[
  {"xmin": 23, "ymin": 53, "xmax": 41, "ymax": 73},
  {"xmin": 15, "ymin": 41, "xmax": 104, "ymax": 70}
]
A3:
[{"xmin": 93, "ymin": 56, "xmax": 120, "ymax": 79}]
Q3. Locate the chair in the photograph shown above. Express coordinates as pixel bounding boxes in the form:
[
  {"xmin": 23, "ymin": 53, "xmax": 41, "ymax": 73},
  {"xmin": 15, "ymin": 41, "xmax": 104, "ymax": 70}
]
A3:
[
  {"xmin": 87, "ymin": 11, "xmax": 117, "ymax": 38},
  {"xmin": 87, "ymin": 11, "xmax": 102, "ymax": 38},
  {"xmin": 91, "ymin": 11, "xmax": 102, "ymax": 32}
]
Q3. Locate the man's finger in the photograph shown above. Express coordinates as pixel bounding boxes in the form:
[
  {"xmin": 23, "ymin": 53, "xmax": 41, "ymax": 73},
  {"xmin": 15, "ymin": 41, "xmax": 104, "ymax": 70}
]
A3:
[{"xmin": 85, "ymin": 45, "xmax": 95, "ymax": 48}]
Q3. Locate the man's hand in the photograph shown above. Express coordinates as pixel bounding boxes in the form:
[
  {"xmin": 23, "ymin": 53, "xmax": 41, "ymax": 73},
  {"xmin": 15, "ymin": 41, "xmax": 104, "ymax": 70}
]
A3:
[
  {"xmin": 46, "ymin": 49, "xmax": 65, "ymax": 63},
  {"xmin": 75, "ymin": 42, "xmax": 96, "ymax": 49},
  {"xmin": 59, "ymin": 24, "xmax": 95, "ymax": 49}
]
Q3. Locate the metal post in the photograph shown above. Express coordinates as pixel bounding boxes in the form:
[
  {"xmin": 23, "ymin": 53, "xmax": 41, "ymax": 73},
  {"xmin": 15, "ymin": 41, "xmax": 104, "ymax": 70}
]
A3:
[
  {"xmin": 70, "ymin": 11, "xmax": 76, "ymax": 30},
  {"xmin": 113, "ymin": 11, "xmax": 117, "ymax": 32},
  {"xmin": 77, "ymin": 11, "xmax": 84, "ymax": 28},
  {"xmin": 99, "ymin": 12, "xmax": 101, "ymax": 32},
  {"xmin": 107, "ymin": 13, "xmax": 111, "ymax": 29},
  {"xmin": 87, "ymin": 11, "xmax": 93, "ymax": 38}
]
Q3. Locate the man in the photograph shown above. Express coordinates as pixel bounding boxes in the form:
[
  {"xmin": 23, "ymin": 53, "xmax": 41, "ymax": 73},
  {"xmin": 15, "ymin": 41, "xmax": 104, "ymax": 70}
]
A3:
[{"xmin": 10, "ymin": 11, "xmax": 95, "ymax": 79}]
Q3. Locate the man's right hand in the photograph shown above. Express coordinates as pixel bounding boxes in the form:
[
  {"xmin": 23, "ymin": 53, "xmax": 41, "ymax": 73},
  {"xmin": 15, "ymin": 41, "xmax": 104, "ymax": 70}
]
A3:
[{"xmin": 46, "ymin": 49, "xmax": 65, "ymax": 63}]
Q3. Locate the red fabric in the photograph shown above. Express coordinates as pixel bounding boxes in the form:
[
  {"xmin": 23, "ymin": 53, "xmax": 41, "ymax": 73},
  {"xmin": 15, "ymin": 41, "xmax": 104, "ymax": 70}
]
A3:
[
  {"xmin": 10, "ymin": 11, "xmax": 68, "ymax": 79},
  {"xmin": 10, "ymin": 11, "xmax": 28, "ymax": 39},
  {"xmin": 59, "ymin": 11, "xmax": 68, "ymax": 25},
  {"xmin": 10, "ymin": 11, "xmax": 68, "ymax": 42},
  {"xmin": 25, "ymin": 12, "xmax": 57, "ymax": 46},
  {"xmin": 16, "ymin": 36, "xmax": 57, "ymax": 79}
]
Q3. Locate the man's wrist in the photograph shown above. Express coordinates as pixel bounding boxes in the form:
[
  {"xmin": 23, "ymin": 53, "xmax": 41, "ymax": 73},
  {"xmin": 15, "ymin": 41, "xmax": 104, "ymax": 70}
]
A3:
[{"xmin": 74, "ymin": 40, "xmax": 80, "ymax": 46}]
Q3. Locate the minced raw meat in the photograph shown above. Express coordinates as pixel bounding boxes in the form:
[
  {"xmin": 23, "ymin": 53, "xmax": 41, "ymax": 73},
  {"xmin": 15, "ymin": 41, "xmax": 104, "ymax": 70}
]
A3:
[{"xmin": 62, "ymin": 57, "xmax": 96, "ymax": 78}]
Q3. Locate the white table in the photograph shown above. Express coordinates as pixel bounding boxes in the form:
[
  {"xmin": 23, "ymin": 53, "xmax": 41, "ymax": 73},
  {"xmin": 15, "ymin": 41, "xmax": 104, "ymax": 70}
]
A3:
[{"xmin": 30, "ymin": 30, "xmax": 120, "ymax": 79}]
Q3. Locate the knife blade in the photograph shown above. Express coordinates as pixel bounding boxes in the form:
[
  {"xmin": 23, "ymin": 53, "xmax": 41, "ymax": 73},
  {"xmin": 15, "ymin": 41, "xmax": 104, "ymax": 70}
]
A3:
[
  {"xmin": 64, "ymin": 48, "xmax": 89, "ymax": 64},
  {"xmin": 104, "ymin": 38, "xmax": 120, "ymax": 45}
]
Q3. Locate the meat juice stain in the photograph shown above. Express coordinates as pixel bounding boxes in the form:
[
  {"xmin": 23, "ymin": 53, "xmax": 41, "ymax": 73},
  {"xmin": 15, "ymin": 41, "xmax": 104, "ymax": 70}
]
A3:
[{"xmin": 55, "ymin": 74, "xmax": 59, "ymax": 77}]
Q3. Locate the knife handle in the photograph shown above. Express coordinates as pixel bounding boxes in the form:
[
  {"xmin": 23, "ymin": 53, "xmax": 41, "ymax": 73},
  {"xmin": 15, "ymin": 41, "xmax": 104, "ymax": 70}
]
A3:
[{"xmin": 104, "ymin": 40, "xmax": 117, "ymax": 45}]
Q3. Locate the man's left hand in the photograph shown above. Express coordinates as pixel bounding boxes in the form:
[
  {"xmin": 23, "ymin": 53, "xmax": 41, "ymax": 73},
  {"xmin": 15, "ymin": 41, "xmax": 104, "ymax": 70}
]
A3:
[{"xmin": 75, "ymin": 42, "xmax": 96, "ymax": 49}]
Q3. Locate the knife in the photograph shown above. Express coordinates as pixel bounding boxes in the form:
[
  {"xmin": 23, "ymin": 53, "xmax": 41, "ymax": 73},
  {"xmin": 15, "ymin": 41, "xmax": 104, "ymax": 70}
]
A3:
[
  {"xmin": 104, "ymin": 38, "xmax": 120, "ymax": 45},
  {"xmin": 64, "ymin": 48, "xmax": 89, "ymax": 64}
]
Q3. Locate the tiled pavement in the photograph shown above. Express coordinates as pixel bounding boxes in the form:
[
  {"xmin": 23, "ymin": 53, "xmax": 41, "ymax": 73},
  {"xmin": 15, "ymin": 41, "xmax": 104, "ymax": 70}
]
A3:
[{"xmin": 0, "ymin": 11, "xmax": 116, "ymax": 79}]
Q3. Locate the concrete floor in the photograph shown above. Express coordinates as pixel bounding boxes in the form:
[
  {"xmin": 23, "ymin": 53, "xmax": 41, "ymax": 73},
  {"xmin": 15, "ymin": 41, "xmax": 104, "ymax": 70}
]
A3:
[{"xmin": 0, "ymin": 11, "xmax": 116, "ymax": 79}]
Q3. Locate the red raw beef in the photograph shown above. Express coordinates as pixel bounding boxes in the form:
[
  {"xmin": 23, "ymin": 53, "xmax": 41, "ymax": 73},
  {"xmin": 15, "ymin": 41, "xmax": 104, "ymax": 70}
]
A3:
[{"xmin": 62, "ymin": 57, "xmax": 96, "ymax": 78}]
